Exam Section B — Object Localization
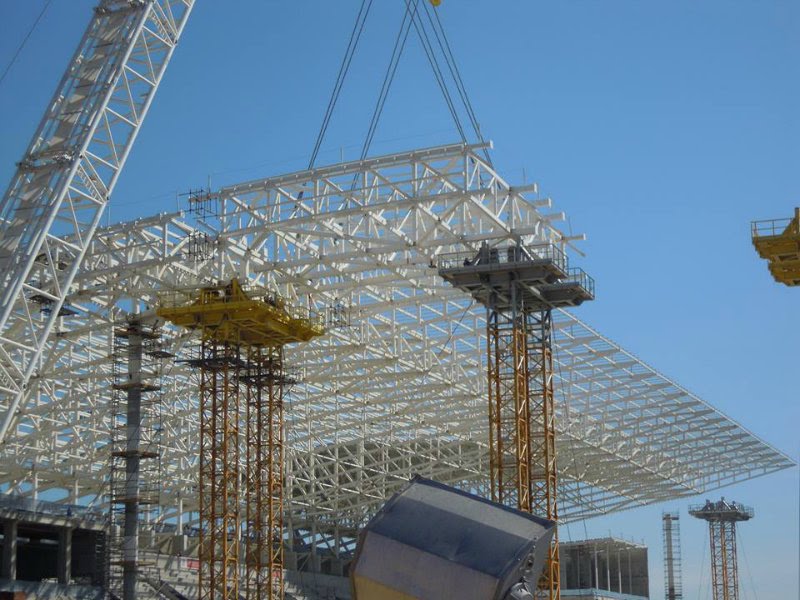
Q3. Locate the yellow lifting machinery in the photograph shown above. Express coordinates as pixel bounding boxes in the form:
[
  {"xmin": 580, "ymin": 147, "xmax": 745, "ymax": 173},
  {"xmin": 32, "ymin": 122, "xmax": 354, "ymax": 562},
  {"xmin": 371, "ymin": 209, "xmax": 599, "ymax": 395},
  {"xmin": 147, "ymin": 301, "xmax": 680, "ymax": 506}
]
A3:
[
  {"xmin": 751, "ymin": 208, "xmax": 800, "ymax": 286},
  {"xmin": 158, "ymin": 279, "xmax": 324, "ymax": 600}
]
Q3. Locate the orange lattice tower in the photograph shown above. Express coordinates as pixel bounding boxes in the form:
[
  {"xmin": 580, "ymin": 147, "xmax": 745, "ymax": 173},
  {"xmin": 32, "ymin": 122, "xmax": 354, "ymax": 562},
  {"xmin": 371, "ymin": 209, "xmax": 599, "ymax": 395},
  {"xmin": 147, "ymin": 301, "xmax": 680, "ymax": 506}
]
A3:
[
  {"xmin": 690, "ymin": 498, "xmax": 754, "ymax": 600},
  {"xmin": 159, "ymin": 279, "xmax": 323, "ymax": 600}
]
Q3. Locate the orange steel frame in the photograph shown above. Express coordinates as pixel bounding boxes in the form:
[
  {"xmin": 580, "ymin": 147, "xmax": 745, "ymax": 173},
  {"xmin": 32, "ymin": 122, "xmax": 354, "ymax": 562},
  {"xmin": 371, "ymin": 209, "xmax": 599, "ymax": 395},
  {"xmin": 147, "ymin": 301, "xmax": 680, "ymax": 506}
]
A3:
[
  {"xmin": 199, "ymin": 339, "xmax": 241, "ymax": 600},
  {"xmin": 244, "ymin": 346, "xmax": 285, "ymax": 600},
  {"xmin": 160, "ymin": 280, "xmax": 323, "ymax": 599},
  {"xmin": 486, "ymin": 284, "xmax": 560, "ymax": 600},
  {"xmin": 708, "ymin": 521, "xmax": 740, "ymax": 600},
  {"xmin": 198, "ymin": 340, "xmax": 286, "ymax": 600},
  {"xmin": 527, "ymin": 309, "xmax": 560, "ymax": 600}
]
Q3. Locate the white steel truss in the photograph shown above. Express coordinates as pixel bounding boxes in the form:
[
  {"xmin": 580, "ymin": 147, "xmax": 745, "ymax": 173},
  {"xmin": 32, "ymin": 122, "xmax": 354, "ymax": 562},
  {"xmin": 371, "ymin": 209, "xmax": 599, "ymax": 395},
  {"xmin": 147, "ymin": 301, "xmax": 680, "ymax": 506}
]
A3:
[
  {"xmin": 0, "ymin": 143, "xmax": 792, "ymax": 556},
  {"xmin": 0, "ymin": 0, "xmax": 194, "ymax": 444}
]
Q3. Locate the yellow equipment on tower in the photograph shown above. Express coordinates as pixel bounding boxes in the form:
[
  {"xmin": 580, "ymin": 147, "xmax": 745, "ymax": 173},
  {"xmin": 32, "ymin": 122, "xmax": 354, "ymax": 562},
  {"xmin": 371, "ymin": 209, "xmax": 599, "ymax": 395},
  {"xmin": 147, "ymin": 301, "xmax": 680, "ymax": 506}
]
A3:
[
  {"xmin": 158, "ymin": 279, "xmax": 324, "ymax": 600},
  {"xmin": 752, "ymin": 208, "xmax": 800, "ymax": 286}
]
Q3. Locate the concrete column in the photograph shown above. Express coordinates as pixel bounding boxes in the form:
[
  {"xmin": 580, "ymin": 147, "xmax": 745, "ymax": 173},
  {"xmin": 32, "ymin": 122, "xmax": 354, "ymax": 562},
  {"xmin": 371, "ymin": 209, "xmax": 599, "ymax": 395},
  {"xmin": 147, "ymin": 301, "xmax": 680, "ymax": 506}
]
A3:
[
  {"xmin": 58, "ymin": 527, "xmax": 72, "ymax": 584},
  {"xmin": 1, "ymin": 519, "xmax": 17, "ymax": 580},
  {"xmin": 627, "ymin": 550, "xmax": 633, "ymax": 594}
]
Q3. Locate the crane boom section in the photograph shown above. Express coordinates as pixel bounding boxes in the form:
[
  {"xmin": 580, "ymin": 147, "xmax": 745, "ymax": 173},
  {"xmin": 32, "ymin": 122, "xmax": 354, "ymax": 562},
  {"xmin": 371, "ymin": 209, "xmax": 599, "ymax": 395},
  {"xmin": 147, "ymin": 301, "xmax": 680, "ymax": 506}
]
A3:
[{"xmin": 0, "ymin": 0, "xmax": 194, "ymax": 443}]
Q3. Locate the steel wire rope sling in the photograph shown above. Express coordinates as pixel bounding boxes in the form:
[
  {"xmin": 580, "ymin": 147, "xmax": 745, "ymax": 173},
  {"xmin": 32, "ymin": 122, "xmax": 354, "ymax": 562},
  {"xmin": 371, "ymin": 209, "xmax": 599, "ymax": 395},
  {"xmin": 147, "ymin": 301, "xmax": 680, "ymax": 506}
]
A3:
[{"xmin": 308, "ymin": 0, "xmax": 490, "ymax": 173}]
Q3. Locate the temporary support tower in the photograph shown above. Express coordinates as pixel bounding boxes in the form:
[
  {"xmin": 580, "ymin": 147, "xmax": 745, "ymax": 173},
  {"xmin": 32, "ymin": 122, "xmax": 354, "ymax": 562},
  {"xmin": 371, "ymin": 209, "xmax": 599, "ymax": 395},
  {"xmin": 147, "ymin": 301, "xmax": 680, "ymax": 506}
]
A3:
[
  {"xmin": 438, "ymin": 242, "xmax": 594, "ymax": 600},
  {"xmin": 690, "ymin": 499, "xmax": 753, "ymax": 600},
  {"xmin": 158, "ymin": 279, "xmax": 323, "ymax": 600},
  {"xmin": 662, "ymin": 512, "xmax": 682, "ymax": 600}
]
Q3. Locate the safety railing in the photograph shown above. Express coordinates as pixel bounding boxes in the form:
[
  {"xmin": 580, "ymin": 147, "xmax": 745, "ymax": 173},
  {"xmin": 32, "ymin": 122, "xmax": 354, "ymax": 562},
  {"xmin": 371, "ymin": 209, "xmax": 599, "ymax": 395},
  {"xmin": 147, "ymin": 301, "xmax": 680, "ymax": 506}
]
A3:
[
  {"xmin": 564, "ymin": 267, "xmax": 595, "ymax": 298},
  {"xmin": 688, "ymin": 501, "xmax": 754, "ymax": 520},
  {"xmin": 751, "ymin": 214, "xmax": 799, "ymax": 239},
  {"xmin": 0, "ymin": 493, "xmax": 105, "ymax": 522},
  {"xmin": 437, "ymin": 242, "xmax": 568, "ymax": 272}
]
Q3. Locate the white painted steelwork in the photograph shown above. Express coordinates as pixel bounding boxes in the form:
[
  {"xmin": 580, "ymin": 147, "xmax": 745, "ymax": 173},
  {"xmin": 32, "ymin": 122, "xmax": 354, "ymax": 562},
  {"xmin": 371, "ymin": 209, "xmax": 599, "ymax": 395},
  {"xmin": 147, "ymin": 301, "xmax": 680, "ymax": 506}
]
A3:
[
  {"xmin": 0, "ymin": 0, "xmax": 194, "ymax": 444},
  {"xmin": 0, "ymin": 144, "xmax": 792, "ymax": 558}
]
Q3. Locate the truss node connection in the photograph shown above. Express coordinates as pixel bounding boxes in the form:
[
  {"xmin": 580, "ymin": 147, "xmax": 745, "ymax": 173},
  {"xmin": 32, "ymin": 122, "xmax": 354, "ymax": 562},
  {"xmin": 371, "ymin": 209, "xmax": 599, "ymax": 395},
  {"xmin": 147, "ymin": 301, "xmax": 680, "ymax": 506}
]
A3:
[{"xmin": 0, "ymin": 143, "xmax": 792, "ymax": 561}]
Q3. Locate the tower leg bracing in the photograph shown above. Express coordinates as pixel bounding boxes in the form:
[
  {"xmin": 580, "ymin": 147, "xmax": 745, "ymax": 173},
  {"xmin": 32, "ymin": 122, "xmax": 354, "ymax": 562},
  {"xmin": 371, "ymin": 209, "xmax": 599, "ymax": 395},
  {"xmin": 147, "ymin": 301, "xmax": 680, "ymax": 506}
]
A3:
[
  {"xmin": 244, "ymin": 346, "xmax": 285, "ymax": 600},
  {"xmin": 527, "ymin": 309, "xmax": 560, "ymax": 600},
  {"xmin": 486, "ymin": 284, "xmax": 560, "ymax": 600},
  {"xmin": 198, "ymin": 339, "xmax": 241, "ymax": 600},
  {"xmin": 709, "ymin": 521, "xmax": 740, "ymax": 600}
]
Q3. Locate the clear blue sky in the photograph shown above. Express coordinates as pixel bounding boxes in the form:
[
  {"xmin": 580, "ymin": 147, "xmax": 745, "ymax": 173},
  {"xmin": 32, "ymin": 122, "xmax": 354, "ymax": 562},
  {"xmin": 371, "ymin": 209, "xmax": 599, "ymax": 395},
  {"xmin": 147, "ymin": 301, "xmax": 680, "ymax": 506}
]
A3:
[{"xmin": 1, "ymin": 1, "xmax": 797, "ymax": 598}]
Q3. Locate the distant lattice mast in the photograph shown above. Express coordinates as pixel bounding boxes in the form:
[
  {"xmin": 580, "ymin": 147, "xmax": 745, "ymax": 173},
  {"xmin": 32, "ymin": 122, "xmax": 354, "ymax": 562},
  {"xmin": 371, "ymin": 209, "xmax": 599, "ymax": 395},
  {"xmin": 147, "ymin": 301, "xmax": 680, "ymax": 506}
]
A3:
[
  {"xmin": 662, "ymin": 512, "xmax": 682, "ymax": 600},
  {"xmin": 690, "ymin": 499, "xmax": 754, "ymax": 600}
]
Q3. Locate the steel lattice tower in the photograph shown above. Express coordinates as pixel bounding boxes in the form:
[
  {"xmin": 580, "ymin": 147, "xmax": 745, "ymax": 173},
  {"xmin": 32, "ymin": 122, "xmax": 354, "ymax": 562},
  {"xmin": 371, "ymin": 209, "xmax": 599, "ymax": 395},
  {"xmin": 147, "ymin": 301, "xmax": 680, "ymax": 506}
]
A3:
[
  {"xmin": 690, "ymin": 499, "xmax": 754, "ymax": 600},
  {"xmin": 439, "ymin": 242, "xmax": 593, "ymax": 600},
  {"xmin": 662, "ymin": 512, "xmax": 683, "ymax": 600},
  {"xmin": 159, "ymin": 279, "xmax": 323, "ymax": 600}
]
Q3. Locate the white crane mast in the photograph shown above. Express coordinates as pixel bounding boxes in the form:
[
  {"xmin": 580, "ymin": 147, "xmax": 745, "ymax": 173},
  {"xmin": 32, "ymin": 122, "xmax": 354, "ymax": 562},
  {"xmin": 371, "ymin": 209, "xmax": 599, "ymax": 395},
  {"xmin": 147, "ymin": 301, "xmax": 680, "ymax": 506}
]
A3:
[{"xmin": 0, "ymin": 0, "xmax": 194, "ymax": 443}]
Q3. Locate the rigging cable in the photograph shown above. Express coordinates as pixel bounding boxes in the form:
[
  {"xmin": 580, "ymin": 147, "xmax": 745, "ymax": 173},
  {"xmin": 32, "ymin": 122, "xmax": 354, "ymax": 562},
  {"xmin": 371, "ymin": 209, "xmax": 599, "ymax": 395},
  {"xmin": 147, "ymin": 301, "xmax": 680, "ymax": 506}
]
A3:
[
  {"xmin": 401, "ymin": 0, "xmax": 468, "ymax": 150},
  {"xmin": 358, "ymin": 0, "xmax": 420, "ymax": 165},
  {"xmin": 309, "ymin": 0, "xmax": 374, "ymax": 169},
  {"xmin": 422, "ymin": 2, "xmax": 492, "ymax": 165},
  {"xmin": 359, "ymin": 0, "xmax": 477, "ymax": 166},
  {"xmin": 0, "ymin": 0, "xmax": 54, "ymax": 89}
]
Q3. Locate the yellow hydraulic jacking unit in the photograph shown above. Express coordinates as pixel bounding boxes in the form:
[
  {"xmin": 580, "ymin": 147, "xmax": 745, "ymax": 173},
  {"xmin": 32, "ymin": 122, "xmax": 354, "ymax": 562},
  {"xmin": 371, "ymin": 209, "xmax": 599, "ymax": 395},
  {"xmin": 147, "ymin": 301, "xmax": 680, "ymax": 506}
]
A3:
[
  {"xmin": 158, "ymin": 278, "xmax": 324, "ymax": 600},
  {"xmin": 751, "ymin": 208, "xmax": 800, "ymax": 286}
]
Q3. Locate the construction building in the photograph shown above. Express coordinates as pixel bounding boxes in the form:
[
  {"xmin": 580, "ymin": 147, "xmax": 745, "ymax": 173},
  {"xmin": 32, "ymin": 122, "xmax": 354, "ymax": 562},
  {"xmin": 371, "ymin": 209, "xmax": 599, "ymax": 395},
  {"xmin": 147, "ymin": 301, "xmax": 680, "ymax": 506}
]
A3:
[
  {"xmin": 559, "ymin": 538, "xmax": 649, "ymax": 600},
  {"xmin": 0, "ymin": 1, "xmax": 795, "ymax": 599}
]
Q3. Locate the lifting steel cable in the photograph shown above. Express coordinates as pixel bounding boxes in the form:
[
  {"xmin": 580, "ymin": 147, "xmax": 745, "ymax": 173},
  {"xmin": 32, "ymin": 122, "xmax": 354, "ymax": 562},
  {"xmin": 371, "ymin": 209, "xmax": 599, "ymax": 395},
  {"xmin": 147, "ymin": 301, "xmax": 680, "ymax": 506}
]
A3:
[
  {"xmin": 308, "ymin": 0, "xmax": 374, "ymax": 169},
  {"xmin": 422, "ymin": 2, "xmax": 492, "ymax": 164},
  {"xmin": 312, "ymin": 0, "xmax": 489, "ymax": 173},
  {"xmin": 358, "ymin": 0, "xmax": 425, "ymax": 165}
]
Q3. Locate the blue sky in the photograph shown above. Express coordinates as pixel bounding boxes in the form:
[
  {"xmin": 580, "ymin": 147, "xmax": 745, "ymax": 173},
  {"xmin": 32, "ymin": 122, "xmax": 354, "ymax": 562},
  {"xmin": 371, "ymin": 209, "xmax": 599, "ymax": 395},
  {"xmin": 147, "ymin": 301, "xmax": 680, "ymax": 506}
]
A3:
[{"xmin": 1, "ymin": 1, "xmax": 798, "ymax": 597}]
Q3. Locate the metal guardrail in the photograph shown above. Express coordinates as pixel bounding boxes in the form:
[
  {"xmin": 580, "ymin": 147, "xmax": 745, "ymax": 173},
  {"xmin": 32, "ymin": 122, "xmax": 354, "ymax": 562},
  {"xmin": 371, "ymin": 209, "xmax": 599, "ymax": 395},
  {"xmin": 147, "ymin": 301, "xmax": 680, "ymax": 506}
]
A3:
[
  {"xmin": 564, "ymin": 267, "xmax": 595, "ymax": 298},
  {"xmin": 437, "ymin": 244, "xmax": 594, "ymax": 297},
  {"xmin": 0, "ymin": 493, "xmax": 105, "ymax": 522},
  {"xmin": 688, "ymin": 501, "xmax": 754, "ymax": 519},
  {"xmin": 437, "ymin": 243, "xmax": 568, "ymax": 272},
  {"xmin": 751, "ymin": 216, "xmax": 798, "ymax": 238}
]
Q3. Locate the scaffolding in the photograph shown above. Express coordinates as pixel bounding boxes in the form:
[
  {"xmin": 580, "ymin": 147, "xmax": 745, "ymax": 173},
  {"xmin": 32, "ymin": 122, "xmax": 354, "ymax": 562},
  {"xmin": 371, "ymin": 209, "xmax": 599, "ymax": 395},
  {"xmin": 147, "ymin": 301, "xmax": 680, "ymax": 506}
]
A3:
[
  {"xmin": 690, "ymin": 499, "xmax": 753, "ymax": 600},
  {"xmin": 158, "ymin": 279, "xmax": 323, "ymax": 600},
  {"xmin": 751, "ymin": 208, "xmax": 800, "ymax": 286},
  {"xmin": 108, "ymin": 320, "xmax": 167, "ymax": 600},
  {"xmin": 439, "ymin": 242, "xmax": 594, "ymax": 600},
  {"xmin": 662, "ymin": 512, "xmax": 682, "ymax": 600}
]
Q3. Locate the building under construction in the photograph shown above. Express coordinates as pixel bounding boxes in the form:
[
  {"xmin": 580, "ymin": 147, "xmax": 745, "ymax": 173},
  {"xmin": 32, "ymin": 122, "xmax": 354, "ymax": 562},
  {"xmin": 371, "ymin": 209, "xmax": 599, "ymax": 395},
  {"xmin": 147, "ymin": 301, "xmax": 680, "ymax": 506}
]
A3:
[{"xmin": 0, "ymin": 1, "xmax": 795, "ymax": 600}]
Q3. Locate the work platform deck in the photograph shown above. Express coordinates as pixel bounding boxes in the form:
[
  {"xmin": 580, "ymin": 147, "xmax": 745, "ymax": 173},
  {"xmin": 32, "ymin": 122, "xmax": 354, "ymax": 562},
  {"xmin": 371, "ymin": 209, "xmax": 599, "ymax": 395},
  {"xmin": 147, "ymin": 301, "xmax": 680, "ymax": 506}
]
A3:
[{"xmin": 438, "ymin": 242, "xmax": 595, "ymax": 310}]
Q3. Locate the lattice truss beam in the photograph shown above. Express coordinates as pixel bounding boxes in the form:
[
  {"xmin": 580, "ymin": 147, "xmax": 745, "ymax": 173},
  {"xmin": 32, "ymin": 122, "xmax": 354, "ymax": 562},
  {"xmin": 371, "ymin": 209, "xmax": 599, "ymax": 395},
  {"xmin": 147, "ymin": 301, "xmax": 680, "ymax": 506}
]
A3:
[
  {"xmin": 0, "ymin": 0, "xmax": 194, "ymax": 445},
  {"xmin": 0, "ymin": 144, "xmax": 792, "ymax": 551}
]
